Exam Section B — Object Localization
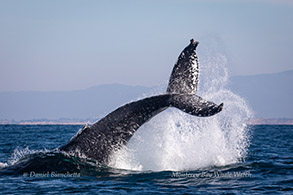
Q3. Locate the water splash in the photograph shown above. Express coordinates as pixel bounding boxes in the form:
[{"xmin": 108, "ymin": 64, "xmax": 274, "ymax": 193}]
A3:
[
  {"xmin": 5, "ymin": 147, "xmax": 50, "ymax": 166},
  {"xmin": 109, "ymin": 52, "xmax": 253, "ymax": 171},
  {"xmin": 0, "ymin": 162, "xmax": 8, "ymax": 169}
]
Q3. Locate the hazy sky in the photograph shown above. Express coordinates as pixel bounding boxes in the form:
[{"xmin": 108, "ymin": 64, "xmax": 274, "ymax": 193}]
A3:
[{"xmin": 0, "ymin": 0, "xmax": 292, "ymax": 91}]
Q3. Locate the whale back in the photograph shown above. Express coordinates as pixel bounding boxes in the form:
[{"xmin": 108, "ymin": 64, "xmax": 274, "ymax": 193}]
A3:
[{"xmin": 60, "ymin": 95, "xmax": 170, "ymax": 164}]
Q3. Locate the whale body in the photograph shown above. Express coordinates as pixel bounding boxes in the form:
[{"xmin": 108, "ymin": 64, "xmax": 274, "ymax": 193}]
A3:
[{"xmin": 60, "ymin": 40, "xmax": 224, "ymax": 164}]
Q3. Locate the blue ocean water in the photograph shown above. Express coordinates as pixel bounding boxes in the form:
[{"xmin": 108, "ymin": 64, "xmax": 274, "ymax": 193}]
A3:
[{"xmin": 0, "ymin": 124, "xmax": 292, "ymax": 194}]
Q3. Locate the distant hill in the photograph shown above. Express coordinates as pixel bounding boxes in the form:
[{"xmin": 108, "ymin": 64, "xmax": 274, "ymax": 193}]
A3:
[
  {"xmin": 0, "ymin": 70, "xmax": 292, "ymax": 122},
  {"xmin": 0, "ymin": 84, "xmax": 152, "ymax": 121},
  {"xmin": 227, "ymin": 70, "xmax": 293, "ymax": 118}
]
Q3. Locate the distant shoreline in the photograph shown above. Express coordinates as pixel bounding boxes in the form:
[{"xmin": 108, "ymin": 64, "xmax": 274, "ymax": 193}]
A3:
[
  {"xmin": 1, "ymin": 118, "xmax": 293, "ymax": 125},
  {"xmin": 247, "ymin": 118, "xmax": 293, "ymax": 125}
]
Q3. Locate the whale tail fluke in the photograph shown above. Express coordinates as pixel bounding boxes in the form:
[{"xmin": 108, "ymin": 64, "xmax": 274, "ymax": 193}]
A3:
[
  {"xmin": 168, "ymin": 94, "xmax": 223, "ymax": 117},
  {"xmin": 166, "ymin": 39, "xmax": 223, "ymax": 117},
  {"xmin": 167, "ymin": 39, "xmax": 199, "ymax": 94}
]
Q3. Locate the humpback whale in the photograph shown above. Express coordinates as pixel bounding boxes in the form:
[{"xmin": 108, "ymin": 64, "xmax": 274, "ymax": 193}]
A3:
[{"xmin": 60, "ymin": 39, "xmax": 224, "ymax": 164}]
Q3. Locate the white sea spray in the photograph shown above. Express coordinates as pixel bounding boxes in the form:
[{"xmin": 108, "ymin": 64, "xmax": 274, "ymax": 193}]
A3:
[{"xmin": 109, "ymin": 52, "xmax": 252, "ymax": 171}]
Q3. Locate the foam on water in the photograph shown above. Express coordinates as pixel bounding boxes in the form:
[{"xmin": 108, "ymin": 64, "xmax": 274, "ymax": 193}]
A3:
[{"xmin": 109, "ymin": 52, "xmax": 253, "ymax": 171}]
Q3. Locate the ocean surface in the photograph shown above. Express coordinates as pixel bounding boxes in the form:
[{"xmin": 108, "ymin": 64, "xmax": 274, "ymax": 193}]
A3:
[{"xmin": 0, "ymin": 124, "xmax": 292, "ymax": 194}]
